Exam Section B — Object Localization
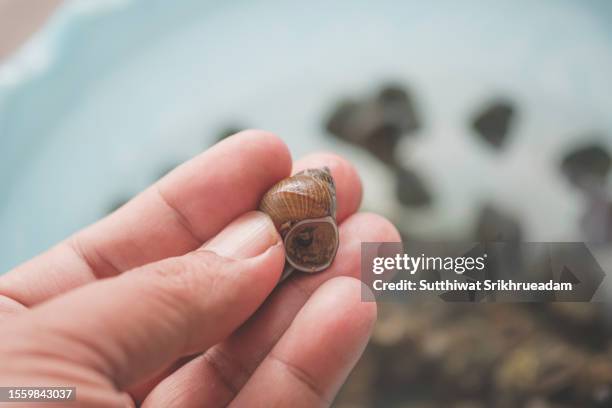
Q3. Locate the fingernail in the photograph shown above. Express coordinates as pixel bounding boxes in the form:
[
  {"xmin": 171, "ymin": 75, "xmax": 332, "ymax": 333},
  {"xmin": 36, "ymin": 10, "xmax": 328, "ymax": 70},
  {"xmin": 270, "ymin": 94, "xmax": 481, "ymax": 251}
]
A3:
[{"xmin": 204, "ymin": 211, "xmax": 281, "ymax": 259}]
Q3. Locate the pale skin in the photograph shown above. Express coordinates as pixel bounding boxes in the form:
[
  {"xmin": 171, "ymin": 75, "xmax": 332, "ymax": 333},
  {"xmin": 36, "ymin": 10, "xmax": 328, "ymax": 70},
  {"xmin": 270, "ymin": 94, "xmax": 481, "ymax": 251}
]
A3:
[{"xmin": 0, "ymin": 131, "xmax": 400, "ymax": 407}]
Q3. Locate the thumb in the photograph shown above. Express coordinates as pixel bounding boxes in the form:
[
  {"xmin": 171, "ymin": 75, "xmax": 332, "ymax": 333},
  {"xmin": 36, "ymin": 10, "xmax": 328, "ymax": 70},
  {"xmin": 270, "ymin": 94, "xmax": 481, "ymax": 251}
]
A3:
[{"xmin": 0, "ymin": 211, "xmax": 284, "ymax": 389}]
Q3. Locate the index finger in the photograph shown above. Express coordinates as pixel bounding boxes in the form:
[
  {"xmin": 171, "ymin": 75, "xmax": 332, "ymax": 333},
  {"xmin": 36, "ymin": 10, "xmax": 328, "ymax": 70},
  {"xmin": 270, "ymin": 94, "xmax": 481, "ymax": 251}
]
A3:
[{"xmin": 0, "ymin": 130, "xmax": 291, "ymax": 307}]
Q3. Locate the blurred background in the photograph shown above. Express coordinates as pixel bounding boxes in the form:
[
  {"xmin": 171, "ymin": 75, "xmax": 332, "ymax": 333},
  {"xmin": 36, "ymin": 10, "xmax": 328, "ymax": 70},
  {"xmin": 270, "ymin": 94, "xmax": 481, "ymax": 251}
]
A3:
[{"xmin": 2, "ymin": 0, "xmax": 612, "ymax": 406}]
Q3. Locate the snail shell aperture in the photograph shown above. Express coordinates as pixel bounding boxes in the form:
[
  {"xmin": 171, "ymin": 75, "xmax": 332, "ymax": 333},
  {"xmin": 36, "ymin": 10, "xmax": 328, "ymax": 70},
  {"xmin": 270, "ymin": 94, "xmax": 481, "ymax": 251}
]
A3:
[{"xmin": 259, "ymin": 167, "xmax": 339, "ymax": 273}]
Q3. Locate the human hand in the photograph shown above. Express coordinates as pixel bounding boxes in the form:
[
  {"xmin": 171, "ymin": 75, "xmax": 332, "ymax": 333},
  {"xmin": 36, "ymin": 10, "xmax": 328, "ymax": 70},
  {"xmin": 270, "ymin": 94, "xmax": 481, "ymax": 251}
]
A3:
[{"xmin": 0, "ymin": 131, "xmax": 400, "ymax": 407}]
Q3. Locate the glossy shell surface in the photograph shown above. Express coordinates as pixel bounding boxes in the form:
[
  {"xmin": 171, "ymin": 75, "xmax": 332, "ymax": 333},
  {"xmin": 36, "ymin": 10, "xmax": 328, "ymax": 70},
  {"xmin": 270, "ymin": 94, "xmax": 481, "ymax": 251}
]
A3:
[{"xmin": 259, "ymin": 167, "xmax": 339, "ymax": 273}]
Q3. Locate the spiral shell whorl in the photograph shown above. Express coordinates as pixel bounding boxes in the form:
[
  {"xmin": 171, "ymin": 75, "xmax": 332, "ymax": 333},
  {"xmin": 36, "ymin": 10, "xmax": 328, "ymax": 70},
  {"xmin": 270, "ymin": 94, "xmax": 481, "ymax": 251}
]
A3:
[
  {"xmin": 259, "ymin": 167, "xmax": 336, "ymax": 235},
  {"xmin": 259, "ymin": 167, "xmax": 339, "ymax": 275}
]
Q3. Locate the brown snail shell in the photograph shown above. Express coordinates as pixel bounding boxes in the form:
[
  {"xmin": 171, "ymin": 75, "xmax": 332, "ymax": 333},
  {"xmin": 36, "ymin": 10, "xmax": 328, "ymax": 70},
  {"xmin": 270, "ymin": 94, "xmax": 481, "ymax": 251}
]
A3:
[{"xmin": 259, "ymin": 167, "xmax": 339, "ymax": 274}]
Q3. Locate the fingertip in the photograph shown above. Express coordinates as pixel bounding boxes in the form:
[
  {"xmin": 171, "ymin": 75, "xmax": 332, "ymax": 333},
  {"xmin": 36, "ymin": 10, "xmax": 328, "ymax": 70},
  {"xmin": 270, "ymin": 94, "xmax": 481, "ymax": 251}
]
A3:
[
  {"xmin": 341, "ymin": 212, "xmax": 402, "ymax": 243},
  {"xmin": 227, "ymin": 129, "xmax": 293, "ymax": 180},
  {"xmin": 202, "ymin": 211, "xmax": 281, "ymax": 260},
  {"xmin": 294, "ymin": 152, "xmax": 363, "ymax": 221},
  {"xmin": 358, "ymin": 280, "xmax": 378, "ymax": 327},
  {"xmin": 315, "ymin": 276, "xmax": 377, "ymax": 337},
  {"xmin": 363, "ymin": 212, "xmax": 402, "ymax": 243},
  {"xmin": 211, "ymin": 238, "xmax": 286, "ymax": 302},
  {"xmin": 247, "ymin": 241, "xmax": 286, "ymax": 288}
]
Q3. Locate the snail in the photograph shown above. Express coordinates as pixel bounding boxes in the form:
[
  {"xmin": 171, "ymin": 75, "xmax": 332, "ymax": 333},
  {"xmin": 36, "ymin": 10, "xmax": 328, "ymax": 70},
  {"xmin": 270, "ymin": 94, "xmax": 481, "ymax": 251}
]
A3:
[{"xmin": 259, "ymin": 167, "xmax": 339, "ymax": 280}]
